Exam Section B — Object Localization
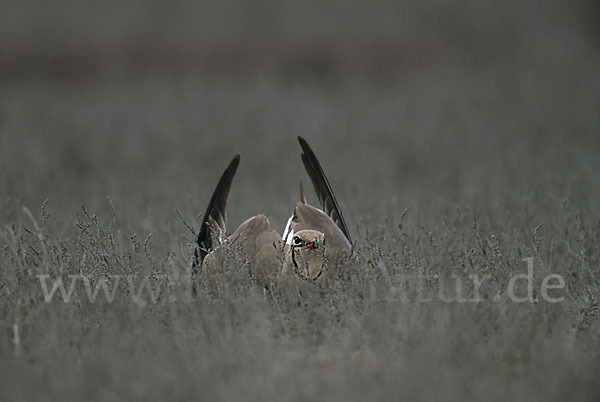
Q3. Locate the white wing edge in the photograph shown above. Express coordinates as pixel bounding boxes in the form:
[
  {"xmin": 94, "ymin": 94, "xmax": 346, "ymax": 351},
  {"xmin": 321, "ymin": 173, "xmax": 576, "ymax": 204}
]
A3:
[{"xmin": 282, "ymin": 214, "xmax": 295, "ymax": 245}]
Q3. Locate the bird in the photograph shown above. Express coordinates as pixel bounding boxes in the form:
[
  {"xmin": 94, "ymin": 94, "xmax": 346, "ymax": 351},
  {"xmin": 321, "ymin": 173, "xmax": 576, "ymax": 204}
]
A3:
[{"xmin": 192, "ymin": 136, "xmax": 352, "ymax": 295}]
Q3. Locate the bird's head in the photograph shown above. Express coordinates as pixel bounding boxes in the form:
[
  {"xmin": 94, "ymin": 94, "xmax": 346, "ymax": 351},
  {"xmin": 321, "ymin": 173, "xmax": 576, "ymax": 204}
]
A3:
[{"xmin": 289, "ymin": 230, "xmax": 326, "ymax": 281}]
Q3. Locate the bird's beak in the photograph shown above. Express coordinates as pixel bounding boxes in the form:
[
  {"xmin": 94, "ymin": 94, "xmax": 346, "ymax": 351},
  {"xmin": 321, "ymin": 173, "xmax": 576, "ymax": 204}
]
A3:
[{"xmin": 304, "ymin": 243, "xmax": 315, "ymax": 249}]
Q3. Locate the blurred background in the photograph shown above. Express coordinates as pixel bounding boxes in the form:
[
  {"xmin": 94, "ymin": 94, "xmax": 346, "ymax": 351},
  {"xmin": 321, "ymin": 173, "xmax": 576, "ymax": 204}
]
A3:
[
  {"xmin": 0, "ymin": 0, "xmax": 598, "ymax": 234},
  {"xmin": 1, "ymin": 0, "xmax": 598, "ymax": 83}
]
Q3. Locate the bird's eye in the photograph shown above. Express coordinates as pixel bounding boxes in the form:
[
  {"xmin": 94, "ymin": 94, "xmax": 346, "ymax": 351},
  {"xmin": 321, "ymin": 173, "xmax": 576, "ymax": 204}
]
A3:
[{"xmin": 293, "ymin": 236, "xmax": 302, "ymax": 246}]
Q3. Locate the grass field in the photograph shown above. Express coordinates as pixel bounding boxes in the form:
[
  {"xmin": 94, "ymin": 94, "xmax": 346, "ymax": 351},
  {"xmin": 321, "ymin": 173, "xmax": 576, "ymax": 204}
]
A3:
[{"xmin": 1, "ymin": 1, "xmax": 599, "ymax": 401}]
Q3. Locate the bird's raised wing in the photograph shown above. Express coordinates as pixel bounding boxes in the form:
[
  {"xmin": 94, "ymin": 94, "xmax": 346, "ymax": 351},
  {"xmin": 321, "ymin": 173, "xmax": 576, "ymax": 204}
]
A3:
[
  {"xmin": 193, "ymin": 154, "xmax": 240, "ymax": 267},
  {"xmin": 297, "ymin": 136, "xmax": 352, "ymax": 244}
]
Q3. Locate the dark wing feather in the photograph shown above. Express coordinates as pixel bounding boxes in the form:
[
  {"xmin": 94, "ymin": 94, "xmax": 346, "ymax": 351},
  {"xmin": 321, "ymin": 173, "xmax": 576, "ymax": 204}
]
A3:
[
  {"xmin": 193, "ymin": 154, "xmax": 240, "ymax": 267},
  {"xmin": 298, "ymin": 136, "xmax": 352, "ymax": 244}
]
